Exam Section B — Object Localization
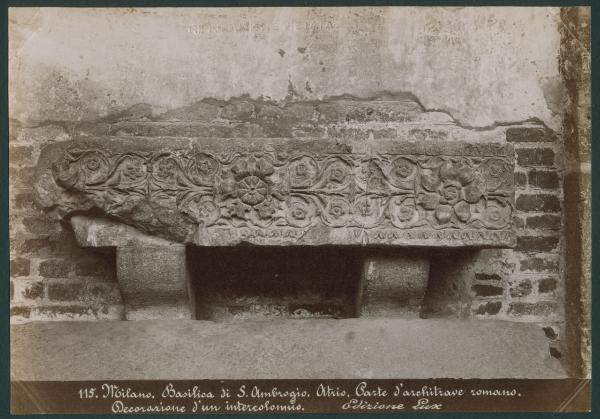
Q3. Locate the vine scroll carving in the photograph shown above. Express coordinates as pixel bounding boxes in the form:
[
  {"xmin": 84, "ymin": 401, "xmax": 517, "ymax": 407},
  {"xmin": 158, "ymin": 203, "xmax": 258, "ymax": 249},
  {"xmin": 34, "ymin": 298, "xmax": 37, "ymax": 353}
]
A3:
[{"xmin": 35, "ymin": 137, "xmax": 516, "ymax": 247}]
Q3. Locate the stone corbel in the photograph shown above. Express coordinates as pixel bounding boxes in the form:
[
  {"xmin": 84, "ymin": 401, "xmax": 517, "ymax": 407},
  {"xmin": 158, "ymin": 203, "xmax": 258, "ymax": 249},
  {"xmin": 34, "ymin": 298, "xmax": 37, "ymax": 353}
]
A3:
[{"xmin": 71, "ymin": 215, "xmax": 195, "ymax": 320}]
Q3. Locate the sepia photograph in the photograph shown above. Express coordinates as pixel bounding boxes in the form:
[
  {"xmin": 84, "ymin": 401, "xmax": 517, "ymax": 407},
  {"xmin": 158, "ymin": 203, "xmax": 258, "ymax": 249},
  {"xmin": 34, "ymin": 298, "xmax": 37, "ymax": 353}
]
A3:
[{"xmin": 7, "ymin": 4, "xmax": 591, "ymax": 413}]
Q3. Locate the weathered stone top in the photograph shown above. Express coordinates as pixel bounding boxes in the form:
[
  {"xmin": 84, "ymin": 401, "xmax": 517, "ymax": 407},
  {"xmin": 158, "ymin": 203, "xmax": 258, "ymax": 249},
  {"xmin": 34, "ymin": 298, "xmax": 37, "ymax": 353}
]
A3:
[{"xmin": 35, "ymin": 136, "xmax": 516, "ymax": 247}]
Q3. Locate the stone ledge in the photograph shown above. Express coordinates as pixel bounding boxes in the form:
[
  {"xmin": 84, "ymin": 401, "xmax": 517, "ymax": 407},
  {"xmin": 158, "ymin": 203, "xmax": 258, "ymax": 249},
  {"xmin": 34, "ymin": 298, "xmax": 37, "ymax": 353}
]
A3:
[{"xmin": 11, "ymin": 319, "xmax": 566, "ymax": 380}]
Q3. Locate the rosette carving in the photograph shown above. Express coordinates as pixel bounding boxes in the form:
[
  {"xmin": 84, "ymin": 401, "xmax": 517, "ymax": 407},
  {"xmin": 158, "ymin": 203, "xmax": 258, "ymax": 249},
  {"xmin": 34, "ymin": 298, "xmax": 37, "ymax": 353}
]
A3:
[
  {"xmin": 418, "ymin": 159, "xmax": 487, "ymax": 226},
  {"xmin": 44, "ymin": 142, "xmax": 515, "ymax": 238}
]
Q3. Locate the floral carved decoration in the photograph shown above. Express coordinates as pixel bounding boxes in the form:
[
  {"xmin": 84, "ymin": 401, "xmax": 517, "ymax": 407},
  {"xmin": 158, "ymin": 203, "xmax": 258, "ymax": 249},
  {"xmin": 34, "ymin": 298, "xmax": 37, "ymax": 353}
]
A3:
[{"xmin": 50, "ymin": 146, "xmax": 515, "ymax": 237}]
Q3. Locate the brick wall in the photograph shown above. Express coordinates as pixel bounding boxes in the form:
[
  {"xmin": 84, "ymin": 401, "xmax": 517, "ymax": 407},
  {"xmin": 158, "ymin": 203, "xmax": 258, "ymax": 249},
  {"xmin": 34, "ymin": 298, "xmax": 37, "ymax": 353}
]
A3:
[
  {"xmin": 9, "ymin": 122, "xmax": 124, "ymax": 322},
  {"xmin": 9, "ymin": 98, "xmax": 565, "ymax": 349},
  {"xmin": 469, "ymin": 125, "xmax": 564, "ymax": 359}
]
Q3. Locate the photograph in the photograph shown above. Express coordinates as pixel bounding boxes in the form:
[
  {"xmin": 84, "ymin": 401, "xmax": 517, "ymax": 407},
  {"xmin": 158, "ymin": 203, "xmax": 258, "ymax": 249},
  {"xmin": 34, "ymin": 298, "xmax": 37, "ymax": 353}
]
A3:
[{"xmin": 7, "ymin": 4, "xmax": 591, "ymax": 413}]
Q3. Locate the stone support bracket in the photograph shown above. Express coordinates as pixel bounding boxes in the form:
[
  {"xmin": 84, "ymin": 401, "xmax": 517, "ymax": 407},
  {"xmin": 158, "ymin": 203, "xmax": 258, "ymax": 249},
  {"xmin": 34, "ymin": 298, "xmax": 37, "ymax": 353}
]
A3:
[
  {"xmin": 358, "ymin": 255, "xmax": 430, "ymax": 318},
  {"xmin": 72, "ymin": 216, "xmax": 195, "ymax": 320}
]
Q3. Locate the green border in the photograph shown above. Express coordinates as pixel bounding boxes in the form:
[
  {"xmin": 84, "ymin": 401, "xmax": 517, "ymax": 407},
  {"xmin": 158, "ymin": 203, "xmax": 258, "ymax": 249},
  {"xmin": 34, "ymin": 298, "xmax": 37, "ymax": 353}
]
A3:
[{"xmin": 1, "ymin": 0, "xmax": 596, "ymax": 418}]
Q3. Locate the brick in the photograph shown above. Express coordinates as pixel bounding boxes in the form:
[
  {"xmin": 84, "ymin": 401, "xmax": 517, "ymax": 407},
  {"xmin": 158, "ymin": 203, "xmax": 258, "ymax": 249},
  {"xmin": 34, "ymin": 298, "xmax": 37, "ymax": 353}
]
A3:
[
  {"xmin": 520, "ymin": 257, "xmax": 559, "ymax": 273},
  {"xmin": 474, "ymin": 273, "xmax": 501, "ymax": 281},
  {"xmin": 528, "ymin": 170, "xmax": 559, "ymax": 189},
  {"xmin": 10, "ymin": 306, "xmax": 31, "ymax": 318},
  {"xmin": 9, "ymin": 166, "xmax": 36, "ymax": 186},
  {"xmin": 49, "ymin": 232, "xmax": 88, "ymax": 256},
  {"xmin": 516, "ymin": 235, "xmax": 559, "ymax": 253},
  {"xmin": 514, "ymin": 216, "xmax": 525, "ymax": 229},
  {"xmin": 9, "ymin": 145, "xmax": 34, "ymax": 164},
  {"xmin": 526, "ymin": 214, "xmax": 561, "ymax": 230},
  {"xmin": 22, "ymin": 282, "xmax": 45, "ymax": 299},
  {"xmin": 538, "ymin": 277, "xmax": 557, "ymax": 293},
  {"xmin": 514, "ymin": 171, "xmax": 527, "ymax": 187},
  {"xmin": 506, "ymin": 127, "xmax": 557, "ymax": 143},
  {"xmin": 508, "ymin": 301, "xmax": 557, "ymax": 317},
  {"xmin": 75, "ymin": 259, "xmax": 112, "ymax": 277},
  {"xmin": 510, "ymin": 279, "xmax": 532, "ymax": 298},
  {"xmin": 474, "ymin": 301, "xmax": 502, "ymax": 315},
  {"xmin": 516, "ymin": 148, "xmax": 555, "ymax": 167},
  {"xmin": 472, "ymin": 284, "xmax": 503, "ymax": 297},
  {"xmin": 10, "ymin": 258, "xmax": 30, "ymax": 277},
  {"xmin": 47, "ymin": 281, "xmax": 83, "ymax": 301},
  {"xmin": 16, "ymin": 238, "xmax": 53, "ymax": 254},
  {"xmin": 12, "ymin": 191, "xmax": 35, "ymax": 210},
  {"xmin": 516, "ymin": 194, "xmax": 561, "ymax": 212},
  {"xmin": 39, "ymin": 259, "xmax": 71, "ymax": 278},
  {"xmin": 22, "ymin": 216, "xmax": 59, "ymax": 235},
  {"xmin": 83, "ymin": 283, "xmax": 121, "ymax": 303}
]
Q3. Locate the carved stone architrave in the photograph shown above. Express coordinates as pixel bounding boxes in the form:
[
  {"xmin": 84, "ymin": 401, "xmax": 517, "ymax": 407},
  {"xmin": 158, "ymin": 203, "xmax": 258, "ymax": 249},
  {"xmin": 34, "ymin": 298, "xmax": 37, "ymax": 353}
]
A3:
[
  {"xmin": 35, "ymin": 136, "xmax": 516, "ymax": 320},
  {"xmin": 36, "ymin": 137, "xmax": 516, "ymax": 247}
]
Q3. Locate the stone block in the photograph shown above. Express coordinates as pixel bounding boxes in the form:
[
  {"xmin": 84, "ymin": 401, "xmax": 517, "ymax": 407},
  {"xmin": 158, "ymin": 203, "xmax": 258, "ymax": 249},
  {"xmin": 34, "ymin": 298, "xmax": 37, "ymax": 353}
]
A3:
[
  {"xmin": 35, "ymin": 137, "xmax": 516, "ymax": 248},
  {"xmin": 71, "ymin": 215, "xmax": 177, "ymax": 248},
  {"xmin": 359, "ymin": 255, "xmax": 430, "ymax": 318},
  {"xmin": 116, "ymin": 244, "xmax": 193, "ymax": 320}
]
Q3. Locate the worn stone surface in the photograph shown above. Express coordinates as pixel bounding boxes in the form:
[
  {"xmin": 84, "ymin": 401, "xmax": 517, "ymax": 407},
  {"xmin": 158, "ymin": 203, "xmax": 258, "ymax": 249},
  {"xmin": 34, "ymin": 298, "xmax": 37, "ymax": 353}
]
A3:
[
  {"xmin": 35, "ymin": 136, "xmax": 516, "ymax": 248},
  {"xmin": 71, "ymin": 215, "xmax": 177, "ymax": 247},
  {"xmin": 11, "ymin": 319, "xmax": 566, "ymax": 379},
  {"xmin": 8, "ymin": 8, "xmax": 564, "ymax": 130},
  {"xmin": 360, "ymin": 255, "xmax": 430, "ymax": 317},
  {"xmin": 117, "ymin": 244, "xmax": 193, "ymax": 320}
]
